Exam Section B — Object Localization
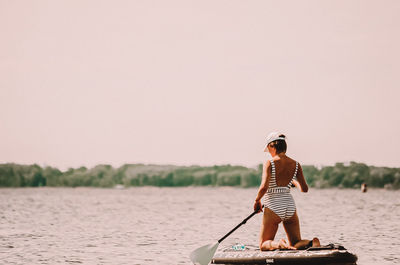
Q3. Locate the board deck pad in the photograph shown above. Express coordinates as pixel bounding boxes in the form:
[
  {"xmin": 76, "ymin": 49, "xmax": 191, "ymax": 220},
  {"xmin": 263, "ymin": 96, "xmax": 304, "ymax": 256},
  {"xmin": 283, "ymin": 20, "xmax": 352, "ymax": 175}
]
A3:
[{"xmin": 211, "ymin": 244, "xmax": 357, "ymax": 265}]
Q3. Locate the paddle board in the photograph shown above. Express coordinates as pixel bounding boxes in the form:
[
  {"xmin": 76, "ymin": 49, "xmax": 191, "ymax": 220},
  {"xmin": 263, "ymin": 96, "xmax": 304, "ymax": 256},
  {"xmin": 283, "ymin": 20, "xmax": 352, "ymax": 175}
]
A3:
[{"xmin": 211, "ymin": 243, "xmax": 357, "ymax": 265}]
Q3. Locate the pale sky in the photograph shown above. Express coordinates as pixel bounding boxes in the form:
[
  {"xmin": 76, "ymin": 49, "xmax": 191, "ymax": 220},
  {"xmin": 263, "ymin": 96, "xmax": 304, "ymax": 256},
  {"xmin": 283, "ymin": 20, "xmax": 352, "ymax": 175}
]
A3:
[{"xmin": 1, "ymin": 0, "xmax": 399, "ymax": 170}]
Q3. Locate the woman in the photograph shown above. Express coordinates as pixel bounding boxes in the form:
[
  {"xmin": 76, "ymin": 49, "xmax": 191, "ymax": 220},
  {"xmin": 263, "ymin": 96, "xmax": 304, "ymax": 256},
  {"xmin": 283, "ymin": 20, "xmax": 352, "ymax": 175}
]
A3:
[{"xmin": 254, "ymin": 132, "xmax": 320, "ymax": 250}]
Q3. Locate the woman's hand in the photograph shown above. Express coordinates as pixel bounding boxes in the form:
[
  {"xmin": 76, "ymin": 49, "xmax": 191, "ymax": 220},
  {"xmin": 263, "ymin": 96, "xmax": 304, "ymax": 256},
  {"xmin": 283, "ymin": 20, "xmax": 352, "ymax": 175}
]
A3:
[{"xmin": 254, "ymin": 200, "xmax": 262, "ymax": 213}]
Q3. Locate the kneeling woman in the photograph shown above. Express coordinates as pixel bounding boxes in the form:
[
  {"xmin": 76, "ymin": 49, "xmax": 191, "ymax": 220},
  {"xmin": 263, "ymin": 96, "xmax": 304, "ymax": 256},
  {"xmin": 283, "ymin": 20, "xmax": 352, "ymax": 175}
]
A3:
[{"xmin": 254, "ymin": 132, "xmax": 320, "ymax": 250}]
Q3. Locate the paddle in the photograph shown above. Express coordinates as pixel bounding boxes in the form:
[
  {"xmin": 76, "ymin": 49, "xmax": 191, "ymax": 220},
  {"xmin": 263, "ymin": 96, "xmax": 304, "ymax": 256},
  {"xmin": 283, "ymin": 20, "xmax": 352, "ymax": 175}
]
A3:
[{"xmin": 189, "ymin": 209, "xmax": 260, "ymax": 265}]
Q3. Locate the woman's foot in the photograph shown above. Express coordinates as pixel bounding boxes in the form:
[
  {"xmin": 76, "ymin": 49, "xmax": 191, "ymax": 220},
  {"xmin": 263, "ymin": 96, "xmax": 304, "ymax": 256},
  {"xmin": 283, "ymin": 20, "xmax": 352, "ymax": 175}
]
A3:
[{"xmin": 311, "ymin": 237, "xmax": 321, "ymax": 247}]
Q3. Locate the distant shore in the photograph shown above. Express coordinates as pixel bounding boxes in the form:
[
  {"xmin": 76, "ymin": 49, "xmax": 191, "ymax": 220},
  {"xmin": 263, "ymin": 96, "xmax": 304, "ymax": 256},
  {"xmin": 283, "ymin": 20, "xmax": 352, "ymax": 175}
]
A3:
[{"xmin": 0, "ymin": 162, "xmax": 399, "ymax": 189}]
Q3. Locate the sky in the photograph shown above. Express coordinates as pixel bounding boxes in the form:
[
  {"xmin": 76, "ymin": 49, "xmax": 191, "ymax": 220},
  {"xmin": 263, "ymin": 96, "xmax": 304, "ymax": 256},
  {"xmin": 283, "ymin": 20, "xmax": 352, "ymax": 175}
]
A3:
[{"xmin": 1, "ymin": 0, "xmax": 399, "ymax": 170}]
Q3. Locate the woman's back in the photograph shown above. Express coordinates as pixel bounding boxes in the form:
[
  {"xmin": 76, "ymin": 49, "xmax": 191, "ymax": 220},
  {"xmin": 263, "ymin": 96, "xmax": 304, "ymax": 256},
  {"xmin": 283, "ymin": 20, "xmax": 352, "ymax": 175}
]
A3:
[{"xmin": 271, "ymin": 156, "xmax": 298, "ymax": 187}]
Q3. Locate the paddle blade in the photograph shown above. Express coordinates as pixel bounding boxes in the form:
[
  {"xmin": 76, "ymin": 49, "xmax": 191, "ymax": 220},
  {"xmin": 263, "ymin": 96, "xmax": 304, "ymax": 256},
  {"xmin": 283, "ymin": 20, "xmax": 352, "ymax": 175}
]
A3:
[{"xmin": 189, "ymin": 242, "xmax": 219, "ymax": 265}]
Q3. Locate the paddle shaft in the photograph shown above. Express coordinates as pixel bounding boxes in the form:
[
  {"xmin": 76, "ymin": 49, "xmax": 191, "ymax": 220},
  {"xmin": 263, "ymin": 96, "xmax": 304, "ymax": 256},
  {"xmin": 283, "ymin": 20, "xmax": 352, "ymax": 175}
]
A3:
[{"xmin": 217, "ymin": 210, "xmax": 259, "ymax": 243}]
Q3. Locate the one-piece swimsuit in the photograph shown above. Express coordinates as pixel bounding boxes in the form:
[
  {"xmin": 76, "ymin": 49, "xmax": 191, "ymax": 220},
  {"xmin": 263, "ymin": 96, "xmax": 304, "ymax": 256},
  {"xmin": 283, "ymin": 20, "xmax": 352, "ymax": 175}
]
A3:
[{"xmin": 263, "ymin": 159, "xmax": 298, "ymax": 221}]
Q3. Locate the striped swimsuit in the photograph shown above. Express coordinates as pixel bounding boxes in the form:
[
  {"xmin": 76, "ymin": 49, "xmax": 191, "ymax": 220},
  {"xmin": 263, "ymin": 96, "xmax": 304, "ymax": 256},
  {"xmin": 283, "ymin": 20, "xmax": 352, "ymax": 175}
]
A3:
[{"xmin": 263, "ymin": 159, "xmax": 298, "ymax": 221}]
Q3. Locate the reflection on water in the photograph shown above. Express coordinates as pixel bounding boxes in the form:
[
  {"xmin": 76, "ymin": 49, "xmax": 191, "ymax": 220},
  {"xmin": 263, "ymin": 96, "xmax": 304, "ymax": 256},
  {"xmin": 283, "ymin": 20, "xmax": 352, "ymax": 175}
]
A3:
[{"xmin": 0, "ymin": 187, "xmax": 399, "ymax": 264}]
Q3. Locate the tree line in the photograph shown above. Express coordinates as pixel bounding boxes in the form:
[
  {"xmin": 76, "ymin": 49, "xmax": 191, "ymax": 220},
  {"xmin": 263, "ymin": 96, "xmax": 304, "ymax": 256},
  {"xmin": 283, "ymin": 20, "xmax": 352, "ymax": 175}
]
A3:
[{"xmin": 0, "ymin": 162, "xmax": 399, "ymax": 189}]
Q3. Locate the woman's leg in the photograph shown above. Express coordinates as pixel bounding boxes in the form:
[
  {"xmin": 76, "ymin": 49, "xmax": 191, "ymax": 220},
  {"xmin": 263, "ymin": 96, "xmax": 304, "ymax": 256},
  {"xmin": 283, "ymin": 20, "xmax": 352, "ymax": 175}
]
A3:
[
  {"xmin": 259, "ymin": 208, "xmax": 281, "ymax": 250},
  {"xmin": 282, "ymin": 211, "xmax": 306, "ymax": 248},
  {"xmin": 283, "ymin": 212, "xmax": 320, "ymax": 249}
]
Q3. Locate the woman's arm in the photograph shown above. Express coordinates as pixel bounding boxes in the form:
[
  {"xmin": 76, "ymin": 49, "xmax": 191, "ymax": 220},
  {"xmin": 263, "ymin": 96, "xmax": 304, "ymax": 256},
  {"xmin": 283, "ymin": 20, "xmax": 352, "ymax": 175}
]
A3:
[
  {"xmin": 254, "ymin": 161, "xmax": 271, "ymax": 211},
  {"xmin": 293, "ymin": 164, "xmax": 308, "ymax": 193}
]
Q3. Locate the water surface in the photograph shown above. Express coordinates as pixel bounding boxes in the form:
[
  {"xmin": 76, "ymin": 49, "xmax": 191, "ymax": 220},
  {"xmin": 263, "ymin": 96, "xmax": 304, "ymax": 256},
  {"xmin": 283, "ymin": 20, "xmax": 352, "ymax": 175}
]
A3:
[{"xmin": 0, "ymin": 187, "xmax": 399, "ymax": 264}]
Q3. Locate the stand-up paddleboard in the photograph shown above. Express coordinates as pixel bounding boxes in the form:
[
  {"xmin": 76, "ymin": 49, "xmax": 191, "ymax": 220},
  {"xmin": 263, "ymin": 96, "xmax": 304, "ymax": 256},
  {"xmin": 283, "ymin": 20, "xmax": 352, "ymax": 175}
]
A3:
[{"xmin": 211, "ymin": 244, "xmax": 357, "ymax": 265}]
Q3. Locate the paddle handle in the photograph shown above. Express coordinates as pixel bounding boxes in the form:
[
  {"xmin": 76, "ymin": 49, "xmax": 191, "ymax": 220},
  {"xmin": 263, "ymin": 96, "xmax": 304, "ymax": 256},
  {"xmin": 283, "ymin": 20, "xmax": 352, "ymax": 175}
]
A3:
[{"xmin": 217, "ymin": 210, "xmax": 259, "ymax": 243}]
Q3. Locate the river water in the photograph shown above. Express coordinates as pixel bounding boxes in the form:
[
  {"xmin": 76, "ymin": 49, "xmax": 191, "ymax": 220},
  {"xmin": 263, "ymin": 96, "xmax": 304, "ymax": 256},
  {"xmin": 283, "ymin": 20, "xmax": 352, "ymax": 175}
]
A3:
[{"xmin": 0, "ymin": 187, "xmax": 399, "ymax": 265}]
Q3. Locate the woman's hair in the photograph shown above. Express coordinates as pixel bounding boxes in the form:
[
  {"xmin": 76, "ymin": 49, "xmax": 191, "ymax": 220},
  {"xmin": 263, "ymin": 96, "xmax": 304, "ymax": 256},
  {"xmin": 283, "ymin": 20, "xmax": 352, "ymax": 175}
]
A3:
[{"xmin": 269, "ymin": 134, "xmax": 287, "ymax": 153}]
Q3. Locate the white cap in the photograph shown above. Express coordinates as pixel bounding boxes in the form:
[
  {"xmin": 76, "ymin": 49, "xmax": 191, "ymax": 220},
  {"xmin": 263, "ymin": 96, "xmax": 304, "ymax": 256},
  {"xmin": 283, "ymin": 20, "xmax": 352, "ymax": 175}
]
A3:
[{"xmin": 263, "ymin": 132, "xmax": 286, "ymax": 152}]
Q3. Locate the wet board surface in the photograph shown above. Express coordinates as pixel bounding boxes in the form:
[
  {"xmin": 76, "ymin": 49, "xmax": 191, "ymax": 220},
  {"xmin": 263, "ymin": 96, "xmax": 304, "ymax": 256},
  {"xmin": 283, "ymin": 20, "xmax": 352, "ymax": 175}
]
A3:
[{"xmin": 211, "ymin": 244, "xmax": 358, "ymax": 265}]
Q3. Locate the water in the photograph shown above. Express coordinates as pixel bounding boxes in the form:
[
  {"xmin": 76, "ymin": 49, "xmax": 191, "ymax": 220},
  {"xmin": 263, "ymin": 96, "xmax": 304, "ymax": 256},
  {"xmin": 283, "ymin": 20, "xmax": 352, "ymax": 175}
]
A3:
[{"xmin": 0, "ymin": 187, "xmax": 399, "ymax": 264}]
